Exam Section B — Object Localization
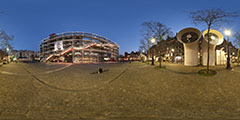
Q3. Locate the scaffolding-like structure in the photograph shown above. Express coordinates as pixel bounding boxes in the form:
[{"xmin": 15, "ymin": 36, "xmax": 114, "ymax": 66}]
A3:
[{"xmin": 40, "ymin": 32, "xmax": 119, "ymax": 63}]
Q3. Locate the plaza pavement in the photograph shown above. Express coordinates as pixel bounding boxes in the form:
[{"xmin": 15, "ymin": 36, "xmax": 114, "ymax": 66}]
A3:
[{"xmin": 0, "ymin": 61, "xmax": 240, "ymax": 120}]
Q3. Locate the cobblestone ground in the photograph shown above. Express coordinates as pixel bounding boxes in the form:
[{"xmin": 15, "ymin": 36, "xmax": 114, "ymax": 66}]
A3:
[{"xmin": 0, "ymin": 61, "xmax": 240, "ymax": 120}]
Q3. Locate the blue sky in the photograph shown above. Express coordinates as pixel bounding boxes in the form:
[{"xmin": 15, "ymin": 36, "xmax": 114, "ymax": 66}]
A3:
[{"xmin": 0, "ymin": 0, "xmax": 240, "ymax": 54}]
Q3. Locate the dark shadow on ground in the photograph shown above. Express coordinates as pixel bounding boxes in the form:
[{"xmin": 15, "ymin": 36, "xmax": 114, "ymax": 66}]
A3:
[
  {"xmin": 164, "ymin": 68, "xmax": 198, "ymax": 74},
  {"xmin": 21, "ymin": 60, "xmax": 40, "ymax": 63},
  {"xmin": 91, "ymin": 69, "xmax": 110, "ymax": 74}
]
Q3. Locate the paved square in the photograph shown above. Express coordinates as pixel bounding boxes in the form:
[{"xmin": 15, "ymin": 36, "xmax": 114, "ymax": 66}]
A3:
[{"xmin": 0, "ymin": 62, "xmax": 240, "ymax": 120}]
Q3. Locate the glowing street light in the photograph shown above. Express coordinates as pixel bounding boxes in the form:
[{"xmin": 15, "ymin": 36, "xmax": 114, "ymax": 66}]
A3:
[
  {"xmin": 171, "ymin": 48, "xmax": 175, "ymax": 63},
  {"xmin": 6, "ymin": 47, "xmax": 9, "ymax": 52},
  {"xmin": 224, "ymin": 29, "xmax": 232, "ymax": 70},
  {"xmin": 224, "ymin": 30, "xmax": 231, "ymax": 36},
  {"xmin": 151, "ymin": 38, "xmax": 156, "ymax": 44}
]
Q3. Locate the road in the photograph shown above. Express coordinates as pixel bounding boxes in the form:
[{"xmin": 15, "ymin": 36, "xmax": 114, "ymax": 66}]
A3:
[{"xmin": 0, "ymin": 61, "xmax": 240, "ymax": 120}]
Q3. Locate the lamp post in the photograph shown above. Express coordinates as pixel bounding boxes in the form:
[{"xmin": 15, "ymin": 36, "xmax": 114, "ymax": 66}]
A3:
[
  {"xmin": 171, "ymin": 48, "xmax": 175, "ymax": 63},
  {"xmin": 150, "ymin": 38, "xmax": 156, "ymax": 65},
  {"xmin": 6, "ymin": 47, "xmax": 10, "ymax": 63},
  {"xmin": 224, "ymin": 30, "xmax": 232, "ymax": 70},
  {"xmin": 141, "ymin": 50, "xmax": 145, "ymax": 62}
]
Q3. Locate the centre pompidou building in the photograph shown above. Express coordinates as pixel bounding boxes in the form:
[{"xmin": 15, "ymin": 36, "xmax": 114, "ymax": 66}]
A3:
[{"xmin": 40, "ymin": 32, "xmax": 119, "ymax": 63}]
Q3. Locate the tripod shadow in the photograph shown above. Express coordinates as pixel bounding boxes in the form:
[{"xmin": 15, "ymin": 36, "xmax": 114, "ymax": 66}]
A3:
[{"xmin": 91, "ymin": 69, "xmax": 109, "ymax": 74}]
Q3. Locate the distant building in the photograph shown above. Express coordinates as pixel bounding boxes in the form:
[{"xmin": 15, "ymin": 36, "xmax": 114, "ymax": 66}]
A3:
[
  {"xmin": 12, "ymin": 50, "xmax": 35, "ymax": 59},
  {"xmin": 148, "ymin": 36, "xmax": 184, "ymax": 63},
  {"xmin": 216, "ymin": 39, "xmax": 239, "ymax": 63},
  {"xmin": 0, "ymin": 49, "xmax": 7, "ymax": 60},
  {"xmin": 124, "ymin": 51, "xmax": 140, "ymax": 61},
  {"xmin": 118, "ymin": 54, "xmax": 125, "ymax": 61},
  {"xmin": 34, "ymin": 51, "xmax": 41, "ymax": 60}
]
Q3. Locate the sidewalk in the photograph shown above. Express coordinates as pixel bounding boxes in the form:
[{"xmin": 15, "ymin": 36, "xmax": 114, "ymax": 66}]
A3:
[{"xmin": 143, "ymin": 61, "xmax": 228, "ymax": 74}]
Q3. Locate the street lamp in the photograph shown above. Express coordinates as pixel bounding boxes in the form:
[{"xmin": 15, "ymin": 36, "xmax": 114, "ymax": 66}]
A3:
[
  {"xmin": 224, "ymin": 30, "xmax": 232, "ymax": 70},
  {"xmin": 6, "ymin": 47, "xmax": 10, "ymax": 63},
  {"xmin": 151, "ymin": 38, "xmax": 156, "ymax": 43},
  {"xmin": 151, "ymin": 38, "xmax": 156, "ymax": 65},
  {"xmin": 171, "ymin": 48, "xmax": 175, "ymax": 63},
  {"xmin": 6, "ymin": 47, "xmax": 9, "ymax": 52}
]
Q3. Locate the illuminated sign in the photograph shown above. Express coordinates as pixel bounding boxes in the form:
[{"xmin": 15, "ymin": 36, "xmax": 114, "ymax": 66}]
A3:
[
  {"xmin": 50, "ymin": 33, "xmax": 56, "ymax": 38},
  {"xmin": 54, "ymin": 41, "xmax": 63, "ymax": 51}
]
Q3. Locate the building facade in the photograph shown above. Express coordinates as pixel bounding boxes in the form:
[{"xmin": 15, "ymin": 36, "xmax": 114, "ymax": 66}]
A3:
[
  {"xmin": 40, "ymin": 32, "xmax": 119, "ymax": 63},
  {"xmin": 124, "ymin": 51, "xmax": 140, "ymax": 61},
  {"xmin": 216, "ymin": 39, "xmax": 239, "ymax": 63},
  {"xmin": 0, "ymin": 49, "xmax": 7, "ymax": 61},
  {"xmin": 12, "ymin": 50, "xmax": 35, "ymax": 59},
  {"xmin": 148, "ymin": 36, "xmax": 184, "ymax": 63},
  {"xmin": 148, "ymin": 36, "xmax": 239, "ymax": 65}
]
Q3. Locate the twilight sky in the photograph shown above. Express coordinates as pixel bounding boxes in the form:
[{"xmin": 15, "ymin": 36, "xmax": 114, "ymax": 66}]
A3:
[{"xmin": 0, "ymin": 0, "xmax": 240, "ymax": 54}]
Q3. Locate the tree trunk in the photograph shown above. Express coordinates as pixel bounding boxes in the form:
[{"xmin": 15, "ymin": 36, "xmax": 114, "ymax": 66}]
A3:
[
  {"xmin": 158, "ymin": 50, "xmax": 161, "ymax": 67},
  {"xmin": 237, "ymin": 47, "xmax": 240, "ymax": 66},
  {"xmin": 159, "ymin": 56, "xmax": 162, "ymax": 67},
  {"xmin": 151, "ymin": 49, "xmax": 154, "ymax": 65},
  {"xmin": 207, "ymin": 27, "xmax": 211, "ymax": 74}
]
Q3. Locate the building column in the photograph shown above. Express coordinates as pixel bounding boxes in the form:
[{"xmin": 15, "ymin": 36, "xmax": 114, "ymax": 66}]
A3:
[
  {"xmin": 72, "ymin": 49, "xmax": 75, "ymax": 63},
  {"xmin": 81, "ymin": 50, "xmax": 84, "ymax": 63}
]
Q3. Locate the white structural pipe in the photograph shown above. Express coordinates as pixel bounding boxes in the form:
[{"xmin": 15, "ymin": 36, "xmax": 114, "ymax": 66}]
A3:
[
  {"xmin": 177, "ymin": 28, "xmax": 202, "ymax": 66},
  {"xmin": 183, "ymin": 42, "xmax": 199, "ymax": 66},
  {"xmin": 202, "ymin": 29, "xmax": 223, "ymax": 66}
]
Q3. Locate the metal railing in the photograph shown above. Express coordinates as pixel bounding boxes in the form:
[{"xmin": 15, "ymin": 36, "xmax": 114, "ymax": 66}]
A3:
[{"xmin": 41, "ymin": 31, "xmax": 118, "ymax": 46}]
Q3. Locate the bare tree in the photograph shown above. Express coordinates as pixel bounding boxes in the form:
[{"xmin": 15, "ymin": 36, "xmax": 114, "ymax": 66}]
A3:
[
  {"xmin": 139, "ymin": 21, "xmax": 172, "ymax": 67},
  {"xmin": 189, "ymin": 8, "xmax": 239, "ymax": 73},
  {"xmin": 0, "ymin": 29, "xmax": 14, "ymax": 54},
  {"xmin": 234, "ymin": 32, "xmax": 240, "ymax": 66},
  {"xmin": 139, "ymin": 37, "xmax": 152, "ymax": 53}
]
